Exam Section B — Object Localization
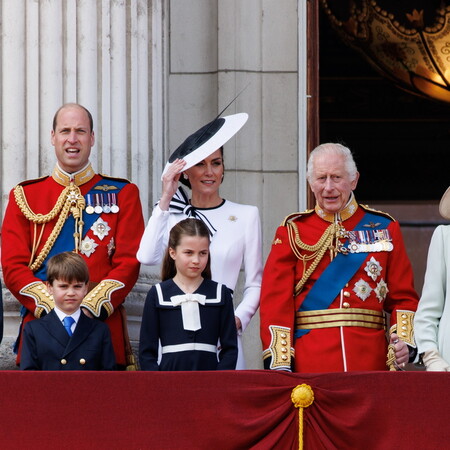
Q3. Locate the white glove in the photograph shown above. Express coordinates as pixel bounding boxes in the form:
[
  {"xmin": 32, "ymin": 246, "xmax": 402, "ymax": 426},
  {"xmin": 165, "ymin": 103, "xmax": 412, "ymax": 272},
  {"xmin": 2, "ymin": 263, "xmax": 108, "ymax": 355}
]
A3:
[{"xmin": 422, "ymin": 349, "xmax": 450, "ymax": 372}]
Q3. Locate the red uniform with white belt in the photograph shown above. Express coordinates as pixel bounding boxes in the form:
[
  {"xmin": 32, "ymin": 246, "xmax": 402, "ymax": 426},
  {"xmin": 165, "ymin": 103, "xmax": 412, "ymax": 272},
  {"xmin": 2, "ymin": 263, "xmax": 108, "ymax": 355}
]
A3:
[
  {"xmin": 1, "ymin": 163, "xmax": 144, "ymax": 366},
  {"xmin": 260, "ymin": 195, "xmax": 418, "ymax": 372}
]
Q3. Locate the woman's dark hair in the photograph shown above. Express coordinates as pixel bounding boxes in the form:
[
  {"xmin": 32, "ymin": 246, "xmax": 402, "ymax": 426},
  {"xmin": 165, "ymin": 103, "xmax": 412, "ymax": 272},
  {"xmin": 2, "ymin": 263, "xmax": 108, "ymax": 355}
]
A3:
[
  {"xmin": 161, "ymin": 218, "xmax": 212, "ymax": 281},
  {"xmin": 179, "ymin": 147, "xmax": 224, "ymax": 189}
]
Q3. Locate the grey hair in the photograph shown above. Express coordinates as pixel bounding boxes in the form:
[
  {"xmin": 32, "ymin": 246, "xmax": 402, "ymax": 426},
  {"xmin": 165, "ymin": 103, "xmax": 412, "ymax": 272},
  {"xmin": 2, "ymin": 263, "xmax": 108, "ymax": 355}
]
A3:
[{"xmin": 306, "ymin": 143, "xmax": 358, "ymax": 182}]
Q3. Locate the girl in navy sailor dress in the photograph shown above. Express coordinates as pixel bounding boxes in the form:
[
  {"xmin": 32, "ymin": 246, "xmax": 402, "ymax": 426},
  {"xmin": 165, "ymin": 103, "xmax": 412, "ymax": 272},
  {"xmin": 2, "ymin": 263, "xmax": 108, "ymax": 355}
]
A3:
[{"xmin": 139, "ymin": 218, "xmax": 238, "ymax": 371}]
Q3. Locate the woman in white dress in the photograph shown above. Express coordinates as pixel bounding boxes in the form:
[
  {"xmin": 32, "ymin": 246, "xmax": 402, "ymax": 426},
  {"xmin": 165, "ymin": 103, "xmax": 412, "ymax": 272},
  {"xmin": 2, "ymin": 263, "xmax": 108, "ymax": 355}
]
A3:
[{"xmin": 137, "ymin": 113, "xmax": 262, "ymax": 369}]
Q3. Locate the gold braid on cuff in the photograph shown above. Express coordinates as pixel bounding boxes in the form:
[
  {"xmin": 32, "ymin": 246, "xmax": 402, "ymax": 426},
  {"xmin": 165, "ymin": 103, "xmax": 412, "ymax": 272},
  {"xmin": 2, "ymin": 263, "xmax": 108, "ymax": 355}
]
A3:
[
  {"xmin": 82, "ymin": 279, "xmax": 125, "ymax": 317},
  {"xmin": 389, "ymin": 310, "xmax": 415, "ymax": 347},
  {"xmin": 264, "ymin": 325, "xmax": 294, "ymax": 370},
  {"xmin": 19, "ymin": 281, "xmax": 54, "ymax": 318}
]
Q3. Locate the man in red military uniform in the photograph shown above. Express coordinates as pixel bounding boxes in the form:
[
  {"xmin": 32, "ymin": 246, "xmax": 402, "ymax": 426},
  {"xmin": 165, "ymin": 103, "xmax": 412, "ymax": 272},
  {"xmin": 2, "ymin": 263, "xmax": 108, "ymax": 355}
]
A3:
[
  {"xmin": 1, "ymin": 103, "xmax": 144, "ymax": 368},
  {"xmin": 260, "ymin": 143, "xmax": 418, "ymax": 372}
]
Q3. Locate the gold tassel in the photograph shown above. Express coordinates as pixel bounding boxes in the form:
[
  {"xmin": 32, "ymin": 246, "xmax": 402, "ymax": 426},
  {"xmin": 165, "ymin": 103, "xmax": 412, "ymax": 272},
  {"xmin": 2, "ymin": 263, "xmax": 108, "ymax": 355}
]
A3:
[
  {"xmin": 68, "ymin": 183, "xmax": 86, "ymax": 253},
  {"xmin": 291, "ymin": 384, "xmax": 314, "ymax": 449},
  {"xmin": 386, "ymin": 344, "xmax": 397, "ymax": 371}
]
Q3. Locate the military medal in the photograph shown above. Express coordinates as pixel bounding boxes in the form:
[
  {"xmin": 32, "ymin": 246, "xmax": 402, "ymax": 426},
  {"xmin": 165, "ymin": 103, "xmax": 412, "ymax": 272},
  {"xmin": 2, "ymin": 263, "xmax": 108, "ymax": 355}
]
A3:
[
  {"xmin": 103, "ymin": 194, "xmax": 111, "ymax": 213},
  {"xmin": 353, "ymin": 279, "xmax": 372, "ymax": 301},
  {"xmin": 85, "ymin": 194, "xmax": 95, "ymax": 214},
  {"xmin": 110, "ymin": 193, "xmax": 119, "ymax": 213},
  {"xmin": 347, "ymin": 229, "xmax": 393, "ymax": 253},
  {"xmin": 80, "ymin": 236, "xmax": 98, "ymax": 257},
  {"xmin": 91, "ymin": 217, "xmax": 111, "ymax": 240},
  {"xmin": 94, "ymin": 193, "xmax": 103, "ymax": 214},
  {"xmin": 364, "ymin": 257, "xmax": 382, "ymax": 281},
  {"xmin": 375, "ymin": 279, "xmax": 389, "ymax": 302}
]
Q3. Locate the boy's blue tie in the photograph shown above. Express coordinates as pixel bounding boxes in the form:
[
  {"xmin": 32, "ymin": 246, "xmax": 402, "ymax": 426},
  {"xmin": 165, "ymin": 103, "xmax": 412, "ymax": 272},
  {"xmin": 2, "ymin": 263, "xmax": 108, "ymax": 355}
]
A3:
[{"xmin": 63, "ymin": 316, "xmax": 75, "ymax": 336}]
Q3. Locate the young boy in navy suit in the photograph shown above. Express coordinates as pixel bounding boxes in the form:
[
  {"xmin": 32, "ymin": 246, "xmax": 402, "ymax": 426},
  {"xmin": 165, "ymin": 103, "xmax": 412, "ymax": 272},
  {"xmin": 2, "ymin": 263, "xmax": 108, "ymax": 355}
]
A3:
[{"xmin": 20, "ymin": 252, "xmax": 116, "ymax": 370}]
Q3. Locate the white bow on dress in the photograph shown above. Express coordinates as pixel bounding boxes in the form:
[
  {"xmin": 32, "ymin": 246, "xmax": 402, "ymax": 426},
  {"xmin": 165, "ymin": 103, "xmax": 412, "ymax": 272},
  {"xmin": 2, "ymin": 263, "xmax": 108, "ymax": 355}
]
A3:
[{"xmin": 171, "ymin": 293, "xmax": 206, "ymax": 331}]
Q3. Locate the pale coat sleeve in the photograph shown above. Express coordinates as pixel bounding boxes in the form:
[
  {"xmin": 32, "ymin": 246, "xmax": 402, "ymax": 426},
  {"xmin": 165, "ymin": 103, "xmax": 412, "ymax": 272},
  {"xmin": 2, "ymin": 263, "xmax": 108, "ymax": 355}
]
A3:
[
  {"xmin": 414, "ymin": 225, "xmax": 450, "ymax": 362},
  {"xmin": 234, "ymin": 205, "xmax": 263, "ymax": 331}
]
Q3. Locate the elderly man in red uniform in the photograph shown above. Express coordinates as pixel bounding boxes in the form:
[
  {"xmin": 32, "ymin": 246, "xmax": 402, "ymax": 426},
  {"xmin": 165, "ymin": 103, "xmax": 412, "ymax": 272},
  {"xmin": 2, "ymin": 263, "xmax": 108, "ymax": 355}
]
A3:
[
  {"xmin": 1, "ymin": 103, "xmax": 144, "ymax": 369},
  {"xmin": 260, "ymin": 143, "xmax": 418, "ymax": 372}
]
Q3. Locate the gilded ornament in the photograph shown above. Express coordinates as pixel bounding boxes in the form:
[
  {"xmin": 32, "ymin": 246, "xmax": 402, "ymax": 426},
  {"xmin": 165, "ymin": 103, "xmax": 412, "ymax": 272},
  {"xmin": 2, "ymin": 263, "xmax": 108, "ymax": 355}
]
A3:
[
  {"xmin": 291, "ymin": 384, "xmax": 314, "ymax": 450},
  {"xmin": 291, "ymin": 384, "xmax": 314, "ymax": 409},
  {"xmin": 94, "ymin": 184, "xmax": 119, "ymax": 192}
]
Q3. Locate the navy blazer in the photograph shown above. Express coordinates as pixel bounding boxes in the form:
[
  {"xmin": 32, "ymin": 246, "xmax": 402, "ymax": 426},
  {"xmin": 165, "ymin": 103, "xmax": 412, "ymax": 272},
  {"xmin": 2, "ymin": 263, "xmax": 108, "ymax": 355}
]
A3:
[{"xmin": 20, "ymin": 309, "xmax": 116, "ymax": 370}]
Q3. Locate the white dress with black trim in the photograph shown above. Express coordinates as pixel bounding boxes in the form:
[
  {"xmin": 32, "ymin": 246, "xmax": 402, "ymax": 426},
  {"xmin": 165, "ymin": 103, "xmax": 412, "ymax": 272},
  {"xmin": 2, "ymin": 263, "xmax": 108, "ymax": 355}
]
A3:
[{"xmin": 139, "ymin": 278, "xmax": 238, "ymax": 371}]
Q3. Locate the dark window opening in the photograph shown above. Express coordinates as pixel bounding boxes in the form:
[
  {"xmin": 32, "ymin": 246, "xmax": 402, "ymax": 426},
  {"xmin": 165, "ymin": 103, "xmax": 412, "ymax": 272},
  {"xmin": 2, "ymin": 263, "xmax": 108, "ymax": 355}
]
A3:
[{"xmin": 319, "ymin": 8, "xmax": 450, "ymax": 202}]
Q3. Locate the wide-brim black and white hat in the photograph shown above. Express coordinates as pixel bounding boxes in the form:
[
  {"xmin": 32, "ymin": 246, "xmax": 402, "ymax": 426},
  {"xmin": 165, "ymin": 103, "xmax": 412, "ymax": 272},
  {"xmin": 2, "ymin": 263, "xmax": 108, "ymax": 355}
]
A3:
[
  {"xmin": 439, "ymin": 186, "xmax": 450, "ymax": 219},
  {"xmin": 161, "ymin": 112, "xmax": 248, "ymax": 179}
]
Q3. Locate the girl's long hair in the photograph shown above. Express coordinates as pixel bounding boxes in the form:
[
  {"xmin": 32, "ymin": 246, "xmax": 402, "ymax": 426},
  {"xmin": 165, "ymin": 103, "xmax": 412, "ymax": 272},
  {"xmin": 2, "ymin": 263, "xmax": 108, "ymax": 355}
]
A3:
[{"xmin": 161, "ymin": 218, "xmax": 212, "ymax": 281}]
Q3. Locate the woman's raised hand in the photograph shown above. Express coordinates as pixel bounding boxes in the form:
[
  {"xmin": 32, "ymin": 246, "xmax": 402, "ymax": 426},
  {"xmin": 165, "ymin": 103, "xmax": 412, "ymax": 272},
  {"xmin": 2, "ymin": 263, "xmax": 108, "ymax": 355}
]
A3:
[{"xmin": 159, "ymin": 159, "xmax": 187, "ymax": 210}]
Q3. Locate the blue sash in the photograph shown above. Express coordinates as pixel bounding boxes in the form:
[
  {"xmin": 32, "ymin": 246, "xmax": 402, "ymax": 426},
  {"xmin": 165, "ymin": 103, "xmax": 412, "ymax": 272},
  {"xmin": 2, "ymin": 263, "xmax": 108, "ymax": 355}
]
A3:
[
  {"xmin": 294, "ymin": 211, "xmax": 391, "ymax": 339},
  {"xmin": 34, "ymin": 178, "xmax": 127, "ymax": 280}
]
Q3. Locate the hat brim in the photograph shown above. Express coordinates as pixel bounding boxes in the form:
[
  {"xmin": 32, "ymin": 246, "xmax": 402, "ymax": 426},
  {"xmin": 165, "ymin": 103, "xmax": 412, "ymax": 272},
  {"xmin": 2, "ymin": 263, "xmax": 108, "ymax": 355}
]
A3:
[
  {"xmin": 439, "ymin": 186, "xmax": 450, "ymax": 219},
  {"xmin": 161, "ymin": 112, "xmax": 248, "ymax": 180}
]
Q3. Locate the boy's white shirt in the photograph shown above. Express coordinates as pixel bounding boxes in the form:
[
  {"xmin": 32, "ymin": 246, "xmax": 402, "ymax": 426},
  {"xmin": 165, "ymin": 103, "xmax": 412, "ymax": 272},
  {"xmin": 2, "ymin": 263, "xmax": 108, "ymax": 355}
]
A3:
[{"xmin": 53, "ymin": 306, "xmax": 81, "ymax": 333}]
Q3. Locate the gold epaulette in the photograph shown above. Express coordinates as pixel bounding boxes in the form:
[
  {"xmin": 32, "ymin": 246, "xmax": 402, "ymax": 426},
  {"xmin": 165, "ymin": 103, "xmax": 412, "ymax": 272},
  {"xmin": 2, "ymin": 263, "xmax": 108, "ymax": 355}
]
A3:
[
  {"xmin": 281, "ymin": 209, "xmax": 314, "ymax": 227},
  {"xmin": 360, "ymin": 204, "xmax": 395, "ymax": 222},
  {"xmin": 20, "ymin": 281, "xmax": 54, "ymax": 318},
  {"xmin": 82, "ymin": 279, "xmax": 125, "ymax": 317}
]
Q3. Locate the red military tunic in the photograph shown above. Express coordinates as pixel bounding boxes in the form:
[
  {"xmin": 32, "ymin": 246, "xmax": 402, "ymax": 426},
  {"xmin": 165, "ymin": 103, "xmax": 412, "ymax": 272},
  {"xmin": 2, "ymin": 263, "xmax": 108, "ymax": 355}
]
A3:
[
  {"xmin": 1, "ymin": 163, "xmax": 144, "ymax": 366},
  {"xmin": 260, "ymin": 196, "xmax": 418, "ymax": 372}
]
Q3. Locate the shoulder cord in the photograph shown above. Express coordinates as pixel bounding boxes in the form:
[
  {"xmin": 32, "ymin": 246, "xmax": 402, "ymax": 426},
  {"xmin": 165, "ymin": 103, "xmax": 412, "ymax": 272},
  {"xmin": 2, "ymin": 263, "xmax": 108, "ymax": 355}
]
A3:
[
  {"xmin": 287, "ymin": 220, "xmax": 342, "ymax": 296},
  {"xmin": 14, "ymin": 184, "xmax": 85, "ymax": 271}
]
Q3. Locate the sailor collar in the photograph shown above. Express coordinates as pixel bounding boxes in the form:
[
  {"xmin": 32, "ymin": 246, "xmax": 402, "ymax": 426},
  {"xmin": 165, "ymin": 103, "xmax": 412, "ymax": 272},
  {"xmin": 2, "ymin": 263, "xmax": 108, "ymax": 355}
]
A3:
[
  {"xmin": 52, "ymin": 162, "xmax": 95, "ymax": 187},
  {"xmin": 315, "ymin": 193, "xmax": 358, "ymax": 223}
]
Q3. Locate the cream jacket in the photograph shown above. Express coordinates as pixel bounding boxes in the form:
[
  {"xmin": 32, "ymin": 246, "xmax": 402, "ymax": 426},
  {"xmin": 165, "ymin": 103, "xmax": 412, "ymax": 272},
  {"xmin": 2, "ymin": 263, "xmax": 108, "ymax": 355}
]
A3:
[{"xmin": 415, "ymin": 225, "xmax": 450, "ymax": 363}]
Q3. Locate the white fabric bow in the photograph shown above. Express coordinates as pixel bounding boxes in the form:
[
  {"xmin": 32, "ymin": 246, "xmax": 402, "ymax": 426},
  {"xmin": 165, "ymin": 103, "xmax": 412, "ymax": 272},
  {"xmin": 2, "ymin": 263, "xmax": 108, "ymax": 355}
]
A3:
[{"xmin": 171, "ymin": 293, "xmax": 206, "ymax": 331}]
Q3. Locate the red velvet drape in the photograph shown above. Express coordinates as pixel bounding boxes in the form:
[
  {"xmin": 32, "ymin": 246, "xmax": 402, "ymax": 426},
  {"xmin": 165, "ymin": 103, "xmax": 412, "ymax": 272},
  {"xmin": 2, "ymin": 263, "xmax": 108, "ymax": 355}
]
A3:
[{"xmin": 0, "ymin": 370, "xmax": 448, "ymax": 449}]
